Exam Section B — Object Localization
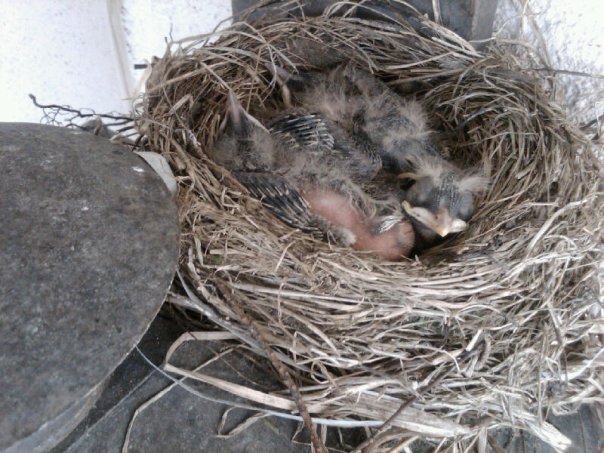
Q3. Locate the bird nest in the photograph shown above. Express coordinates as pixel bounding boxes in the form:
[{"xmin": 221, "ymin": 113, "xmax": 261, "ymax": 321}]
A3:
[{"xmin": 137, "ymin": 2, "xmax": 602, "ymax": 451}]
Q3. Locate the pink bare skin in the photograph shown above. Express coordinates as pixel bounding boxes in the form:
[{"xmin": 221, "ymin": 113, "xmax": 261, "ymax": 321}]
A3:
[
  {"xmin": 304, "ymin": 189, "xmax": 414, "ymax": 261},
  {"xmin": 353, "ymin": 222, "xmax": 414, "ymax": 261}
]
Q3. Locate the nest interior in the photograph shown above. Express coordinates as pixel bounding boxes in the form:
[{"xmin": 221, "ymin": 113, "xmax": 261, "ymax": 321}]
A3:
[{"xmin": 137, "ymin": 2, "xmax": 603, "ymax": 449}]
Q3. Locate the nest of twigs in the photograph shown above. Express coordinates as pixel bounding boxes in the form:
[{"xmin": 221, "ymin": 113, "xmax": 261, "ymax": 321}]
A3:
[{"xmin": 137, "ymin": 2, "xmax": 603, "ymax": 451}]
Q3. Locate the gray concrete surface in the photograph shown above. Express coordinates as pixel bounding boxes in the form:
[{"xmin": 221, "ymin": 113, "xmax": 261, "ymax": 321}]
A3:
[
  {"xmin": 53, "ymin": 312, "xmax": 363, "ymax": 453},
  {"xmin": 0, "ymin": 123, "xmax": 179, "ymax": 452}
]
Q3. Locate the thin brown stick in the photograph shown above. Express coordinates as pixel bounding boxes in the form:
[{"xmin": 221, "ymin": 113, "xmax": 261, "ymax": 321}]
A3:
[
  {"xmin": 215, "ymin": 280, "xmax": 328, "ymax": 453},
  {"xmin": 29, "ymin": 94, "xmax": 133, "ymax": 121}
]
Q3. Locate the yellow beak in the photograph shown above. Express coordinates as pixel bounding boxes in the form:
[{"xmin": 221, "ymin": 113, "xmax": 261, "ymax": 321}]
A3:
[{"xmin": 402, "ymin": 202, "xmax": 467, "ymax": 238}]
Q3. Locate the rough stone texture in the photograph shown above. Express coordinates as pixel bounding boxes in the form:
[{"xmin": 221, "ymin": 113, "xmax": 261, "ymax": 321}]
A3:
[
  {"xmin": 551, "ymin": 406, "xmax": 604, "ymax": 452},
  {"xmin": 0, "ymin": 123, "xmax": 179, "ymax": 452},
  {"xmin": 55, "ymin": 312, "xmax": 363, "ymax": 453},
  {"xmin": 231, "ymin": 0, "xmax": 498, "ymax": 45},
  {"xmin": 50, "ymin": 313, "xmax": 187, "ymax": 453}
]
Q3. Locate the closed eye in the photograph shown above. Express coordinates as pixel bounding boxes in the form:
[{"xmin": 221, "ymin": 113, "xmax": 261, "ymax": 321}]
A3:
[
  {"xmin": 457, "ymin": 201, "xmax": 474, "ymax": 221},
  {"xmin": 406, "ymin": 185, "xmax": 429, "ymax": 206}
]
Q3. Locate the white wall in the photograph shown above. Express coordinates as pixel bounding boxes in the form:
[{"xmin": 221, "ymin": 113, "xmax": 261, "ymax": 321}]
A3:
[
  {"xmin": 495, "ymin": 0, "xmax": 604, "ymax": 124},
  {"xmin": 0, "ymin": 1, "xmax": 129, "ymax": 123},
  {"xmin": 122, "ymin": 0, "xmax": 232, "ymax": 83},
  {"xmin": 0, "ymin": 0, "xmax": 231, "ymax": 124},
  {"xmin": 0, "ymin": 0, "xmax": 601, "ymax": 126}
]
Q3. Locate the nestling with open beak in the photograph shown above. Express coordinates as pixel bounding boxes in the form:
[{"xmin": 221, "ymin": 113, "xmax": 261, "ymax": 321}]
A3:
[
  {"xmin": 269, "ymin": 63, "xmax": 488, "ymax": 250},
  {"xmin": 399, "ymin": 153, "xmax": 489, "ymax": 250},
  {"xmin": 208, "ymin": 92, "xmax": 415, "ymax": 260},
  {"xmin": 341, "ymin": 69, "xmax": 489, "ymax": 248}
]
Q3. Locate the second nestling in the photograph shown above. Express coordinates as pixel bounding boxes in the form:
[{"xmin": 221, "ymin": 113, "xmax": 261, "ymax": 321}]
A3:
[
  {"xmin": 208, "ymin": 92, "xmax": 415, "ymax": 261},
  {"xmin": 271, "ymin": 63, "xmax": 489, "ymax": 251},
  {"xmin": 207, "ymin": 64, "xmax": 488, "ymax": 260}
]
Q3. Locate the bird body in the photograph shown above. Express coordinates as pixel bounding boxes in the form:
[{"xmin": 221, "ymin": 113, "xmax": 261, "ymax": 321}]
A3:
[
  {"xmin": 304, "ymin": 188, "xmax": 414, "ymax": 260},
  {"xmin": 271, "ymin": 63, "xmax": 488, "ymax": 249},
  {"xmin": 209, "ymin": 92, "xmax": 415, "ymax": 260},
  {"xmin": 272, "ymin": 63, "xmax": 435, "ymax": 172},
  {"xmin": 267, "ymin": 109, "xmax": 382, "ymax": 185}
]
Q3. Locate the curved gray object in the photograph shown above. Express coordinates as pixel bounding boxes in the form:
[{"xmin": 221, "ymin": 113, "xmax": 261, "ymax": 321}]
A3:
[{"xmin": 0, "ymin": 123, "xmax": 179, "ymax": 452}]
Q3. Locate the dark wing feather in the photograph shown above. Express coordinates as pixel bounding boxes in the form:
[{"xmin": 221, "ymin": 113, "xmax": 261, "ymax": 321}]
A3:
[
  {"xmin": 234, "ymin": 171, "xmax": 322, "ymax": 235},
  {"xmin": 269, "ymin": 112, "xmax": 335, "ymax": 150},
  {"xmin": 270, "ymin": 111, "xmax": 382, "ymax": 181}
]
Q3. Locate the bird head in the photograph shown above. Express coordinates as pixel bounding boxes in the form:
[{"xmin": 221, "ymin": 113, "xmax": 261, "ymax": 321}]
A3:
[
  {"xmin": 400, "ymin": 156, "xmax": 488, "ymax": 240},
  {"xmin": 211, "ymin": 92, "xmax": 276, "ymax": 172}
]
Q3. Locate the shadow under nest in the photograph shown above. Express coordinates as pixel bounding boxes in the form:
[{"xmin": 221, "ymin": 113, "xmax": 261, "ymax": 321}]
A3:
[{"xmin": 136, "ymin": 3, "xmax": 603, "ymax": 451}]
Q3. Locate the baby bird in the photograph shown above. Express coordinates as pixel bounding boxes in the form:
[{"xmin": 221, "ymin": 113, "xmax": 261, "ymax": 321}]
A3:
[
  {"xmin": 399, "ymin": 154, "xmax": 488, "ymax": 250},
  {"xmin": 208, "ymin": 92, "xmax": 415, "ymax": 260},
  {"xmin": 208, "ymin": 92, "xmax": 276, "ymax": 173},
  {"xmin": 269, "ymin": 64, "xmax": 383, "ymax": 180},
  {"xmin": 270, "ymin": 63, "xmax": 488, "ymax": 250}
]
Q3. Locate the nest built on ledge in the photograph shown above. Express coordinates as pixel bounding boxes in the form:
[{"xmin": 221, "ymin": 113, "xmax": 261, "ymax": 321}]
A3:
[{"xmin": 137, "ymin": 2, "xmax": 602, "ymax": 451}]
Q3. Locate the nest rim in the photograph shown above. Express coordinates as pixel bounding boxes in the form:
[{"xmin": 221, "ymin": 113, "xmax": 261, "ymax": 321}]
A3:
[{"xmin": 138, "ymin": 2, "xmax": 603, "ymax": 450}]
